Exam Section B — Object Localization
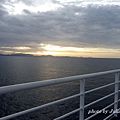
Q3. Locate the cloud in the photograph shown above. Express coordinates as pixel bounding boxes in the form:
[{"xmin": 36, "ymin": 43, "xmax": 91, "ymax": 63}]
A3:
[{"xmin": 0, "ymin": 0, "xmax": 120, "ymax": 55}]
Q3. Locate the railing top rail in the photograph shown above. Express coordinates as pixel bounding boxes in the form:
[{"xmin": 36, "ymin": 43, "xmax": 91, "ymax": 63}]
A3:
[{"xmin": 0, "ymin": 69, "xmax": 120, "ymax": 95}]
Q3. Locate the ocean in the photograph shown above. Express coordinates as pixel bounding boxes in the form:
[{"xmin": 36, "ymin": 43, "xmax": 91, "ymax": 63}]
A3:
[{"xmin": 0, "ymin": 56, "xmax": 120, "ymax": 120}]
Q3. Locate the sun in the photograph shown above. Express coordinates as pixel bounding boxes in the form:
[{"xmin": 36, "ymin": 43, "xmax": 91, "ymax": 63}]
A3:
[
  {"xmin": 41, "ymin": 44, "xmax": 62, "ymax": 51},
  {"xmin": 40, "ymin": 44, "xmax": 63, "ymax": 56}
]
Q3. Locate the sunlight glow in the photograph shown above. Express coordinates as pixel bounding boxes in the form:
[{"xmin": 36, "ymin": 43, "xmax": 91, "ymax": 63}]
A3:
[
  {"xmin": 41, "ymin": 44, "xmax": 120, "ymax": 53},
  {"xmin": 1, "ymin": 44, "xmax": 120, "ymax": 58},
  {"xmin": 39, "ymin": 44, "xmax": 120, "ymax": 57},
  {"xmin": 41, "ymin": 44, "xmax": 86, "ymax": 52},
  {"xmin": 3, "ymin": 0, "xmax": 120, "ymax": 15},
  {"xmin": 3, "ymin": 1, "xmax": 63, "ymax": 15}
]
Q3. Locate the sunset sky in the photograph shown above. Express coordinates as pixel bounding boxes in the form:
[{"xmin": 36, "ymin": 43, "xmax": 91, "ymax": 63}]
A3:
[{"xmin": 0, "ymin": 0, "xmax": 120, "ymax": 58}]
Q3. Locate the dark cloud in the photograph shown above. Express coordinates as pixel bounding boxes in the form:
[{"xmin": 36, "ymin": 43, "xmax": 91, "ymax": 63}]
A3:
[
  {"xmin": 0, "ymin": 0, "xmax": 7, "ymax": 4},
  {"xmin": 0, "ymin": 1, "xmax": 120, "ymax": 54},
  {"xmin": 23, "ymin": 9, "xmax": 32, "ymax": 14},
  {"xmin": 0, "ymin": 4, "xmax": 9, "ymax": 16}
]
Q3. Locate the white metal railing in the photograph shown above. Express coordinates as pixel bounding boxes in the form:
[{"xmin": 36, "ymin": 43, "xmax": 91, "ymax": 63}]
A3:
[{"xmin": 0, "ymin": 69, "xmax": 120, "ymax": 120}]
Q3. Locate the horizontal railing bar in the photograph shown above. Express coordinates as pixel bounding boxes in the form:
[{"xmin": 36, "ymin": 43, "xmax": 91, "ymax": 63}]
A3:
[
  {"xmin": 103, "ymin": 113, "xmax": 114, "ymax": 120},
  {"xmin": 0, "ymin": 69, "xmax": 120, "ymax": 95},
  {"xmin": 54, "ymin": 98, "xmax": 120, "ymax": 120},
  {"xmin": 107, "ymin": 106, "xmax": 120, "ymax": 120},
  {"xmin": 85, "ymin": 98, "xmax": 120, "ymax": 120},
  {"xmin": 0, "ymin": 93, "xmax": 81, "ymax": 120},
  {"xmin": 85, "ymin": 92, "xmax": 115, "ymax": 108},
  {"xmin": 85, "ymin": 102, "xmax": 115, "ymax": 120},
  {"xmin": 85, "ymin": 82, "xmax": 118, "ymax": 94},
  {"xmin": 0, "ymin": 69, "xmax": 119, "ymax": 120},
  {"xmin": 109, "ymin": 116, "xmax": 115, "ymax": 120},
  {"xmin": 118, "ymin": 89, "xmax": 120, "ymax": 92},
  {"xmin": 56, "ymin": 97, "xmax": 120, "ymax": 120},
  {"xmin": 0, "ymin": 91, "xmax": 118, "ymax": 120},
  {"xmin": 54, "ymin": 108, "xmax": 81, "ymax": 120},
  {"xmin": 104, "ymin": 106, "xmax": 120, "ymax": 120},
  {"xmin": 117, "ymin": 99, "xmax": 120, "ymax": 103}
]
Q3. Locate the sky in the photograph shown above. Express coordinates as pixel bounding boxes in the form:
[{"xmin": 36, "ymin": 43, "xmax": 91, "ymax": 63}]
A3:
[{"xmin": 0, "ymin": 0, "xmax": 120, "ymax": 58}]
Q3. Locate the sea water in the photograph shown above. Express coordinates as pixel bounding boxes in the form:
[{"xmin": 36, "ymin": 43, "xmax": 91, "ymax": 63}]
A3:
[{"xmin": 0, "ymin": 56, "xmax": 120, "ymax": 120}]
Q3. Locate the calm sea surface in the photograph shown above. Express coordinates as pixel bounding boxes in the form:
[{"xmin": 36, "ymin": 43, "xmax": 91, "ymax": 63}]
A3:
[{"xmin": 0, "ymin": 56, "xmax": 120, "ymax": 120}]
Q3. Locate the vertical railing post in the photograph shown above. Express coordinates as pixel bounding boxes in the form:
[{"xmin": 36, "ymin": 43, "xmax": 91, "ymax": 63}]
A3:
[
  {"xmin": 114, "ymin": 72, "xmax": 119, "ymax": 117},
  {"xmin": 80, "ymin": 79, "xmax": 85, "ymax": 120}
]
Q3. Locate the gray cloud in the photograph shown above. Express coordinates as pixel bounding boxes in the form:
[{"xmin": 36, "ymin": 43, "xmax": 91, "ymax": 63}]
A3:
[{"xmin": 0, "ymin": 1, "xmax": 120, "ymax": 54}]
